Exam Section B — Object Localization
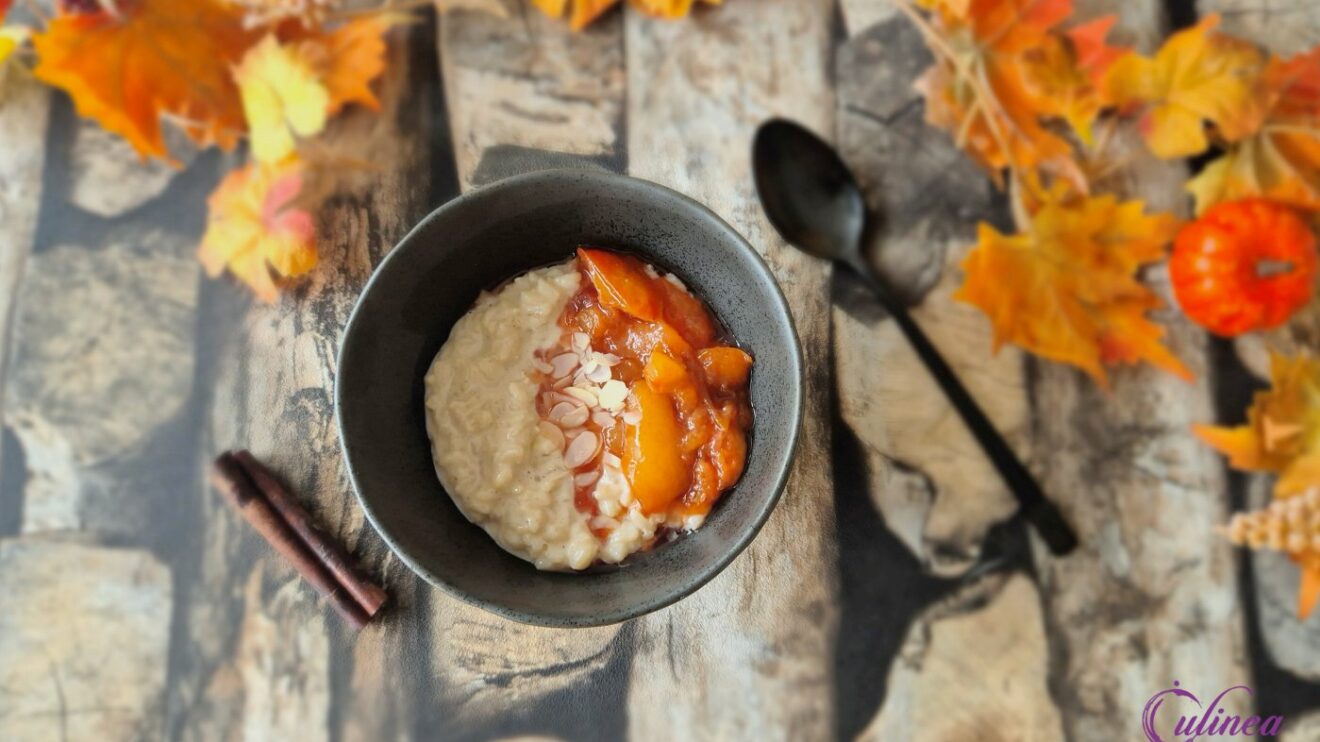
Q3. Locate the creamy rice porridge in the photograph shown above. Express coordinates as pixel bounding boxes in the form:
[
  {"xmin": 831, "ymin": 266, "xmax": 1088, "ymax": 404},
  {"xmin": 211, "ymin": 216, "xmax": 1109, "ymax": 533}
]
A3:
[{"xmin": 424, "ymin": 249, "xmax": 753, "ymax": 571}]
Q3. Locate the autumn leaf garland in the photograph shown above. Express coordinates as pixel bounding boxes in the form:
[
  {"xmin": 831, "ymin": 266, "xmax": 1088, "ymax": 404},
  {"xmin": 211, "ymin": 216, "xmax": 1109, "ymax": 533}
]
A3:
[
  {"xmin": 903, "ymin": 2, "xmax": 1320, "ymax": 385},
  {"xmin": 0, "ymin": 0, "xmax": 718, "ymax": 301},
  {"xmin": 901, "ymin": 2, "xmax": 1320, "ymax": 620},
  {"xmin": 902, "ymin": 0, "xmax": 1193, "ymax": 382},
  {"xmin": 14, "ymin": 0, "xmax": 402, "ymax": 301}
]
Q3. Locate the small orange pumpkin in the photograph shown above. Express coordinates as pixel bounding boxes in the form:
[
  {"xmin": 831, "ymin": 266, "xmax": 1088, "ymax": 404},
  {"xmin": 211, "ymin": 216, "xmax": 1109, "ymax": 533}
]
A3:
[{"xmin": 1170, "ymin": 199, "xmax": 1318, "ymax": 337}]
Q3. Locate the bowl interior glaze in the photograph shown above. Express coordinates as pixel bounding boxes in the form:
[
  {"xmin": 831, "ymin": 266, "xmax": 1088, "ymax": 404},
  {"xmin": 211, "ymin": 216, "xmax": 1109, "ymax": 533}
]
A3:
[{"xmin": 337, "ymin": 169, "xmax": 803, "ymax": 627}]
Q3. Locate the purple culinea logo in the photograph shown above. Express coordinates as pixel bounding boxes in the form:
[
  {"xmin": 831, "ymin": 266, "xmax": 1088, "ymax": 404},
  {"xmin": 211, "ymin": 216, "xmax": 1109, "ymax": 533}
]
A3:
[{"xmin": 1142, "ymin": 681, "xmax": 1284, "ymax": 741}]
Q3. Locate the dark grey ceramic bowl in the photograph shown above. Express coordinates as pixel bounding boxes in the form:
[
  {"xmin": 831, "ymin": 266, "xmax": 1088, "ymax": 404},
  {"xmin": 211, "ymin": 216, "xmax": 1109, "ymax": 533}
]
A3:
[{"xmin": 336, "ymin": 169, "xmax": 803, "ymax": 627}]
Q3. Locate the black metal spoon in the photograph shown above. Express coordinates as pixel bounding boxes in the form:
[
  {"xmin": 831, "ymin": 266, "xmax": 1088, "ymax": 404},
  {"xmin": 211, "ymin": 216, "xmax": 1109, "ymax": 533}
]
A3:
[{"xmin": 752, "ymin": 118, "xmax": 1078, "ymax": 556}]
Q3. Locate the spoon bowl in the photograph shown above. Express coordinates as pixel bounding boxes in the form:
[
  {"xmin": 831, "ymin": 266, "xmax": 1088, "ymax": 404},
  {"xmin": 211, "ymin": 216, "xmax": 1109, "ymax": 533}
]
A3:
[{"xmin": 752, "ymin": 120, "xmax": 867, "ymax": 265}]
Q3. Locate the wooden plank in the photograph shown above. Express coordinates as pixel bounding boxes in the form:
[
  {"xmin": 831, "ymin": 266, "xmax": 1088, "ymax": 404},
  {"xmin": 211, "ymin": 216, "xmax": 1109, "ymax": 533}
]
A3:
[
  {"xmin": 0, "ymin": 70, "xmax": 51, "ymax": 505},
  {"xmin": 424, "ymin": 9, "xmax": 631, "ymax": 739},
  {"xmin": 623, "ymin": 2, "xmax": 838, "ymax": 738},
  {"xmin": 1028, "ymin": 3, "xmax": 1250, "ymax": 737},
  {"xmin": 0, "ymin": 538, "xmax": 172, "ymax": 742},
  {"xmin": 173, "ymin": 24, "xmax": 443, "ymax": 742},
  {"xmin": 832, "ymin": 2, "xmax": 1027, "ymax": 576},
  {"xmin": 440, "ymin": 3, "xmax": 625, "ymax": 190},
  {"xmin": 858, "ymin": 574, "xmax": 1064, "ymax": 741}
]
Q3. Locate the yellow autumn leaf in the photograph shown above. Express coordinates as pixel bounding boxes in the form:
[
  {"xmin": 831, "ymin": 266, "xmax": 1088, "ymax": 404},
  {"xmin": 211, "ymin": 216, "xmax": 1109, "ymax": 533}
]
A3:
[
  {"xmin": 1188, "ymin": 49, "xmax": 1320, "ymax": 214},
  {"xmin": 235, "ymin": 34, "xmax": 329, "ymax": 164},
  {"xmin": 297, "ymin": 15, "xmax": 403, "ymax": 116},
  {"xmin": 199, "ymin": 161, "xmax": 317, "ymax": 303},
  {"xmin": 955, "ymin": 192, "xmax": 1189, "ymax": 387},
  {"xmin": 1104, "ymin": 14, "xmax": 1267, "ymax": 159},
  {"xmin": 1195, "ymin": 352, "xmax": 1320, "ymax": 497},
  {"xmin": 530, "ymin": 0, "xmax": 616, "ymax": 30}
]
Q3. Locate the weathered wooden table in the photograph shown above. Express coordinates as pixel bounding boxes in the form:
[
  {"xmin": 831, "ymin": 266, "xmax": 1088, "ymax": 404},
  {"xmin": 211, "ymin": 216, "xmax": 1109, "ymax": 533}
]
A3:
[{"xmin": 2, "ymin": 1, "xmax": 1319, "ymax": 740}]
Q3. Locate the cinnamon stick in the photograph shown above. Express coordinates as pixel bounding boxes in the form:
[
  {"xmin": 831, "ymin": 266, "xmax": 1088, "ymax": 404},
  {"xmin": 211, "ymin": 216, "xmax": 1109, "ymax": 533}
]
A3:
[
  {"xmin": 231, "ymin": 450, "xmax": 388, "ymax": 616},
  {"xmin": 209, "ymin": 453, "xmax": 371, "ymax": 630}
]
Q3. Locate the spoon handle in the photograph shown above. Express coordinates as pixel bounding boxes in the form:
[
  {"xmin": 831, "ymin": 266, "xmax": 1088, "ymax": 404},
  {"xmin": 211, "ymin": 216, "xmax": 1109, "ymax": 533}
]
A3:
[{"xmin": 848, "ymin": 263, "xmax": 1079, "ymax": 556}]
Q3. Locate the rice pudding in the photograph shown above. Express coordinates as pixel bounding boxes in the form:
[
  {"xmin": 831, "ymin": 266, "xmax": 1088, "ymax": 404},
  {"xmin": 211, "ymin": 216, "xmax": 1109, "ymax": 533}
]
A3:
[{"xmin": 424, "ymin": 248, "xmax": 754, "ymax": 571}]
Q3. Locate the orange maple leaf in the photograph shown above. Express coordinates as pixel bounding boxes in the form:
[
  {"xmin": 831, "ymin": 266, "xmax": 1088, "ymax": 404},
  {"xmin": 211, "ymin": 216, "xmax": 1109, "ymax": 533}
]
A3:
[
  {"xmin": 301, "ymin": 16, "xmax": 398, "ymax": 115},
  {"xmin": 1013, "ymin": 15, "xmax": 1129, "ymax": 147},
  {"xmin": 955, "ymin": 192, "xmax": 1190, "ymax": 387},
  {"xmin": 1195, "ymin": 352, "xmax": 1320, "ymax": 497},
  {"xmin": 907, "ymin": 0, "xmax": 1080, "ymax": 185},
  {"xmin": 32, "ymin": 0, "xmax": 257, "ymax": 161},
  {"xmin": 199, "ymin": 161, "xmax": 317, "ymax": 303},
  {"xmin": 1188, "ymin": 48, "xmax": 1320, "ymax": 214},
  {"xmin": 1014, "ymin": 15, "xmax": 1126, "ymax": 146},
  {"xmin": 1018, "ymin": 32, "xmax": 1108, "ymax": 146},
  {"xmin": 275, "ymin": 14, "xmax": 402, "ymax": 116},
  {"xmin": 1065, "ymin": 15, "xmax": 1127, "ymax": 89},
  {"xmin": 1103, "ymin": 14, "xmax": 1267, "ymax": 159}
]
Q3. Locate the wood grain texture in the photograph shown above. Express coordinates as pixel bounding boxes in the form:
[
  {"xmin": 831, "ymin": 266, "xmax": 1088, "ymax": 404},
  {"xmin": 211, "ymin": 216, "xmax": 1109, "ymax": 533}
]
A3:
[
  {"xmin": 832, "ymin": 5, "xmax": 1026, "ymax": 576},
  {"xmin": 68, "ymin": 121, "xmax": 187, "ymax": 218},
  {"xmin": 623, "ymin": 2, "xmax": 838, "ymax": 738},
  {"xmin": 0, "ymin": 70, "xmax": 49, "ymax": 496},
  {"xmin": 233, "ymin": 565, "xmax": 331, "ymax": 742},
  {"xmin": 1200, "ymin": 0, "xmax": 1320, "ymax": 56},
  {"xmin": 859, "ymin": 573, "xmax": 1064, "ymax": 742},
  {"xmin": 440, "ymin": 1, "xmax": 624, "ymax": 189},
  {"xmin": 0, "ymin": 538, "xmax": 172, "ymax": 742},
  {"xmin": 174, "ymin": 26, "xmax": 442, "ymax": 742},
  {"xmin": 1028, "ymin": 4, "xmax": 1249, "ymax": 738},
  {"xmin": 4, "ymin": 235, "xmax": 198, "ymax": 535}
]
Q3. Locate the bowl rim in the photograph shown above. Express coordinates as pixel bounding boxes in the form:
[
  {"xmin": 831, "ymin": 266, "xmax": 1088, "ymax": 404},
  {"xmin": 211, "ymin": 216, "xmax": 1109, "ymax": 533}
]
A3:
[{"xmin": 335, "ymin": 168, "xmax": 805, "ymax": 627}]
